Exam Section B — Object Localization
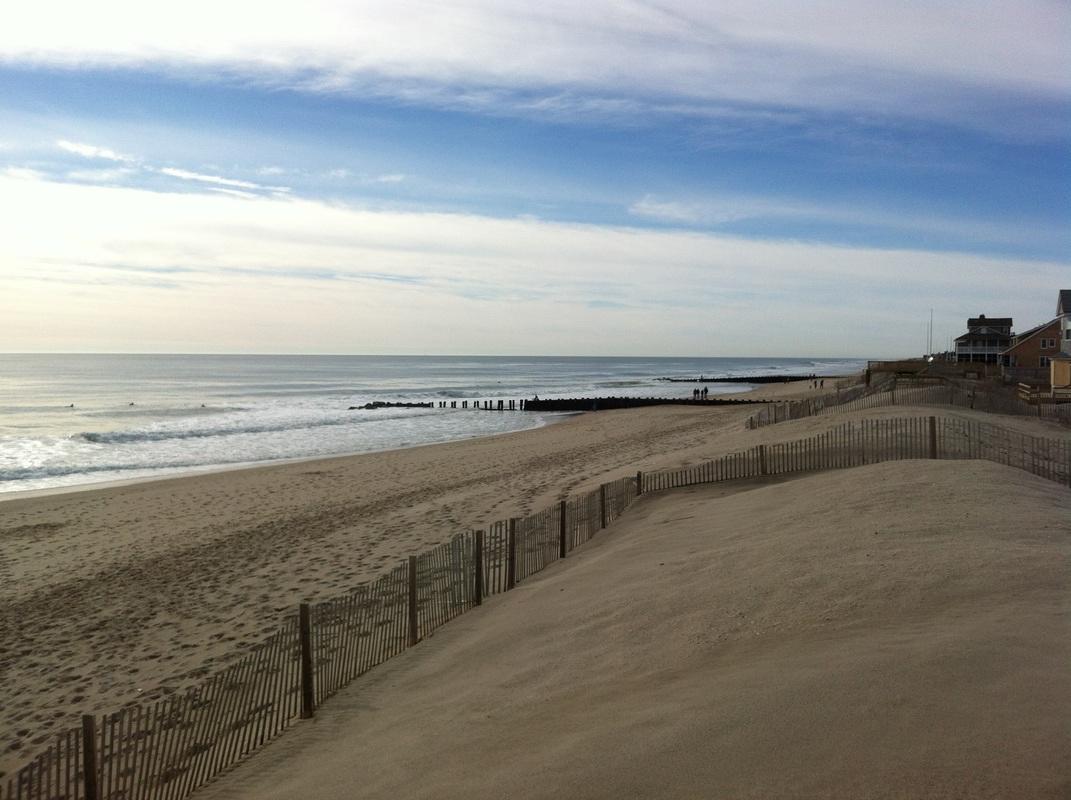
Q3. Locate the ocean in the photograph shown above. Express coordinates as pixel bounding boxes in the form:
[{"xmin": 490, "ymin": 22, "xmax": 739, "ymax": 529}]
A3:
[{"xmin": 0, "ymin": 354, "xmax": 865, "ymax": 494}]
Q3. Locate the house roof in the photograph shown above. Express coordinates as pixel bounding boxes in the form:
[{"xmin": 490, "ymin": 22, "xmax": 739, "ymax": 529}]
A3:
[
  {"xmin": 1058, "ymin": 290, "xmax": 1071, "ymax": 316},
  {"xmin": 1000, "ymin": 318, "xmax": 1061, "ymax": 353},
  {"xmin": 967, "ymin": 316, "xmax": 1012, "ymax": 328},
  {"xmin": 955, "ymin": 331, "xmax": 1013, "ymax": 342}
]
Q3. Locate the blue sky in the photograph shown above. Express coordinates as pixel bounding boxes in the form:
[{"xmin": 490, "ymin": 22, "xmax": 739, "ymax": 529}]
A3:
[{"xmin": 1, "ymin": 1, "xmax": 1068, "ymax": 356}]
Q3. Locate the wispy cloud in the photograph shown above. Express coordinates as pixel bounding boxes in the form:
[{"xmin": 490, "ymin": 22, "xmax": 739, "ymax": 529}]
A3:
[
  {"xmin": 158, "ymin": 167, "xmax": 286, "ymax": 192},
  {"xmin": 1, "ymin": 171, "xmax": 1065, "ymax": 355},
  {"xmin": 65, "ymin": 167, "xmax": 137, "ymax": 183},
  {"xmin": 3, "ymin": 3, "xmax": 1067, "ymax": 137},
  {"xmin": 2, "ymin": 166, "xmax": 44, "ymax": 180},
  {"xmin": 207, "ymin": 186, "xmax": 260, "ymax": 199},
  {"xmin": 628, "ymin": 193, "xmax": 1069, "ymax": 253},
  {"xmin": 322, "ymin": 169, "xmax": 407, "ymax": 185},
  {"xmin": 369, "ymin": 173, "xmax": 406, "ymax": 184},
  {"xmin": 56, "ymin": 139, "xmax": 135, "ymax": 162}
]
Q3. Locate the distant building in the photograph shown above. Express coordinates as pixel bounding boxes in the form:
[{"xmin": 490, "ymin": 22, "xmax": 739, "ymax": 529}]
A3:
[
  {"xmin": 1003, "ymin": 318, "xmax": 1062, "ymax": 369},
  {"xmin": 1001, "ymin": 318, "xmax": 1061, "ymax": 384},
  {"xmin": 1051, "ymin": 290, "xmax": 1071, "ymax": 396},
  {"xmin": 954, "ymin": 314, "xmax": 1012, "ymax": 364},
  {"xmin": 1058, "ymin": 290, "xmax": 1071, "ymax": 355}
]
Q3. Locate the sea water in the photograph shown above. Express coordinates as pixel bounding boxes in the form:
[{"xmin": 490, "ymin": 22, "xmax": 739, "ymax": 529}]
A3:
[{"xmin": 0, "ymin": 354, "xmax": 865, "ymax": 493}]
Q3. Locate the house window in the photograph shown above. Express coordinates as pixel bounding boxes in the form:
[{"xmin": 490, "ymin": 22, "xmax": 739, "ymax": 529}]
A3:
[{"xmin": 1040, "ymin": 356, "xmax": 1051, "ymax": 367}]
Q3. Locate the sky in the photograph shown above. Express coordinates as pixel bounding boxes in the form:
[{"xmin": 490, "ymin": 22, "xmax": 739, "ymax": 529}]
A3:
[{"xmin": 1, "ymin": 1, "xmax": 1069, "ymax": 357}]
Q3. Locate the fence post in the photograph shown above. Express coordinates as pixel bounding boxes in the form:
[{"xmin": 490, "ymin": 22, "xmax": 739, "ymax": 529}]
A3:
[
  {"xmin": 81, "ymin": 715, "xmax": 99, "ymax": 800},
  {"xmin": 636, "ymin": 471, "xmax": 643, "ymax": 495},
  {"xmin": 928, "ymin": 416, "xmax": 937, "ymax": 459},
  {"xmin": 507, "ymin": 519, "xmax": 517, "ymax": 590},
  {"xmin": 474, "ymin": 531, "xmax": 484, "ymax": 606},
  {"xmin": 559, "ymin": 500, "xmax": 568, "ymax": 558},
  {"xmin": 407, "ymin": 556, "xmax": 419, "ymax": 647},
  {"xmin": 599, "ymin": 484, "xmax": 607, "ymax": 528},
  {"xmin": 758, "ymin": 444, "xmax": 768, "ymax": 476},
  {"xmin": 298, "ymin": 603, "xmax": 315, "ymax": 719}
]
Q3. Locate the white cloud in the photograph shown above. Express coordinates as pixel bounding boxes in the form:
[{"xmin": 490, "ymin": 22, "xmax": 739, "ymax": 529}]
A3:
[
  {"xmin": 207, "ymin": 187, "xmax": 259, "ymax": 199},
  {"xmin": 56, "ymin": 139, "xmax": 135, "ymax": 163},
  {"xmin": 0, "ymin": 171, "xmax": 1065, "ymax": 356},
  {"xmin": 628, "ymin": 193, "xmax": 1066, "ymax": 251},
  {"xmin": 369, "ymin": 173, "xmax": 406, "ymax": 184},
  {"xmin": 158, "ymin": 167, "xmax": 289, "ymax": 193},
  {"xmin": 2, "ymin": 167, "xmax": 44, "ymax": 180},
  {"xmin": 3, "ymin": 3, "xmax": 1067, "ymax": 133},
  {"xmin": 629, "ymin": 195, "xmax": 771, "ymax": 225},
  {"xmin": 158, "ymin": 167, "xmax": 259, "ymax": 189},
  {"xmin": 65, "ymin": 167, "xmax": 137, "ymax": 183}
]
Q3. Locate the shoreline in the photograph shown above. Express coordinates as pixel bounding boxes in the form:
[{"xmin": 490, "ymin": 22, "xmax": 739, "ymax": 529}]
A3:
[
  {"xmin": 0, "ymin": 377, "xmax": 850, "ymax": 502},
  {"xmin": 1, "ymin": 376, "xmax": 879, "ymax": 775},
  {"xmin": 0, "ymin": 412, "xmax": 572, "ymax": 503}
]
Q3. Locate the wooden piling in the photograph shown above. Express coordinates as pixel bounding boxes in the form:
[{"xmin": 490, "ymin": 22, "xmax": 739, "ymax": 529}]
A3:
[
  {"xmin": 559, "ymin": 500, "xmax": 568, "ymax": 558},
  {"xmin": 298, "ymin": 603, "xmax": 315, "ymax": 719},
  {"xmin": 474, "ymin": 531, "xmax": 484, "ymax": 606},
  {"xmin": 82, "ymin": 715, "xmax": 100, "ymax": 800},
  {"xmin": 758, "ymin": 444, "xmax": 768, "ymax": 476},
  {"xmin": 506, "ymin": 519, "xmax": 517, "ymax": 590},
  {"xmin": 407, "ymin": 556, "xmax": 418, "ymax": 647},
  {"xmin": 636, "ymin": 471, "xmax": 643, "ymax": 495},
  {"xmin": 928, "ymin": 416, "xmax": 937, "ymax": 459}
]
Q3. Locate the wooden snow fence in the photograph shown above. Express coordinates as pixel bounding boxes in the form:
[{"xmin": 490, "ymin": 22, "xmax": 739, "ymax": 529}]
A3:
[{"xmin": 747, "ymin": 375, "xmax": 1071, "ymax": 430}]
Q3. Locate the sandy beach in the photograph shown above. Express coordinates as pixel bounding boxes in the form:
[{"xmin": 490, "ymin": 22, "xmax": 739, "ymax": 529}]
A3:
[
  {"xmin": 195, "ymin": 460, "xmax": 1071, "ymax": 800},
  {"xmin": 3, "ymin": 378, "xmax": 1070, "ymax": 789}
]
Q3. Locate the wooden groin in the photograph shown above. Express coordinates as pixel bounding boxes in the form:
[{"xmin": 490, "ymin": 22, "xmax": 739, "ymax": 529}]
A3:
[
  {"xmin": 523, "ymin": 396, "xmax": 771, "ymax": 412},
  {"xmin": 350, "ymin": 401, "xmax": 434, "ymax": 410},
  {"xmin": 348, "ymin": 398, "xmax": 769, "ymax": 413},
  {"xmin": 657, "ymin": 374, "xmax": 819, "ymax": 384}
]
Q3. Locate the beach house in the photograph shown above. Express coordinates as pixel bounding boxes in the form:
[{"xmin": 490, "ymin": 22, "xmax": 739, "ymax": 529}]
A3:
[
  {"xmin": 1001, "ymin": 318, "xmax": 1062, "ymax": 384},
  {"xmin": 1050, "ymin": 290, "xmax": 1071, "ymax": 398},
  {"xmin": 954, "ymin": 314, "xmax": 1013, "ymax": 364}
]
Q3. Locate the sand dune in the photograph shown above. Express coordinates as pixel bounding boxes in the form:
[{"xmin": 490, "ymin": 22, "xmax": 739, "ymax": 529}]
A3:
[{"xmin": 195, "ymin": 461, "xmax": 1071, "ymax": 799}]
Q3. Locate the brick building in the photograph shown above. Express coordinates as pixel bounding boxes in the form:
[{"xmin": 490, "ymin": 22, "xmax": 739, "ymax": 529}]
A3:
[{"xmin": 1001, "ymin": 318, "xmax": 1061, "ymax": 384}]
